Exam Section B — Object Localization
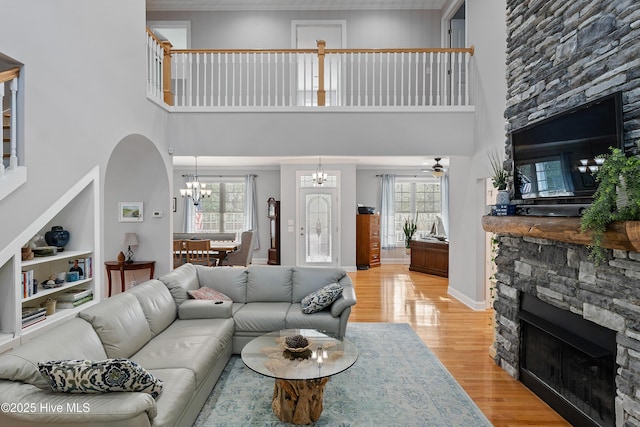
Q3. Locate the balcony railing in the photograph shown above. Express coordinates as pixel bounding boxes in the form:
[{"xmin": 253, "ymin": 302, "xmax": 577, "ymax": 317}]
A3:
[
  {"xmin": 1, "ymin": 67, "xmax": 19, "ymax": 175},
  {"xmin": 146, "ymin": 29, "xmax": 474, "ymax": 110}
]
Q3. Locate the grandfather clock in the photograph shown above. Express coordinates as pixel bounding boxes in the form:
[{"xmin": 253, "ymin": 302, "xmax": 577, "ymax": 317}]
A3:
[{"xmin": 267, "ymin": 197, "xmax": 280, "ymax": 265}]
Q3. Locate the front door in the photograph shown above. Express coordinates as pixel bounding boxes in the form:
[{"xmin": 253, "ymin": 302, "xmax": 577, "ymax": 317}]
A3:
[{"xmin": 297, "ymin": 174, "xmax": 339, "ymax": 267}]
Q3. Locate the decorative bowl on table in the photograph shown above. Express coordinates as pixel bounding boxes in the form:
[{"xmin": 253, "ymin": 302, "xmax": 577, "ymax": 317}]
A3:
[{"xmin": 283, "ymin": 334, "xmax": 311, "ymax": 353}]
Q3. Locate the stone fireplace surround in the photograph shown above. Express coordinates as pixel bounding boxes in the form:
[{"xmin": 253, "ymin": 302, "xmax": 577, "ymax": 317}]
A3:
[
  {"xmin": 501, "ymin": 0, "xmax": 640, "ymax": 424},
  {"xmin": 483, "ymin": 216, "xmax": 640, "ymax": 426}
]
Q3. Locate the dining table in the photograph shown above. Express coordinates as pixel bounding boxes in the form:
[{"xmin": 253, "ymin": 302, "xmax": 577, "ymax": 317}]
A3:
[{"xmin": 174, "ymin": 239, "xmax": 239, "ymax": 267}]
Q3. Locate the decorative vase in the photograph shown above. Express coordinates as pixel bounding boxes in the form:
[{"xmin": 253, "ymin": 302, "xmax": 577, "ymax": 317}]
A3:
[
  {"xmin": 117, "ymin": 251, "xmax": 126, "ymax": 263},
  {"xmin": 44, "ymin": 226, "xmax": 70, "ymax": 252},
  {"xmin": 496, "ymin": 190, "xmax": 510, "ymax": 205}
]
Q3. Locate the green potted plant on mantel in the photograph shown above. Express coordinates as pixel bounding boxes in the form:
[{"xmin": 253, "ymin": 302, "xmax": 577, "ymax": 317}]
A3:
[
  {"xmin": 403, "ymin": 216, "xmax": 418, "ymax": 251},
  {"xmin": 488, "ymin": 148, "xmax": 509, "ymax": 204},
  {"xmin": 580, "ymin": 144, "xmax": 640, "ymax": 264}
]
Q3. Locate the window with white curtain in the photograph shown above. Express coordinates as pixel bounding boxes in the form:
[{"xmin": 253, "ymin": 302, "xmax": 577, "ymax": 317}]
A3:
[
  {"xmin": 394, "ymin": 179, "xmax": 441, "ymax": 244},
  {"xmin": 188, "ymin": 180, "xmax": 245, "ymax": 234}
]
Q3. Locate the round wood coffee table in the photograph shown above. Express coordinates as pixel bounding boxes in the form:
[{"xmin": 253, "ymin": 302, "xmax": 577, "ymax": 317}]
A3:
[{"xmin": 241, "ymin": 329, "xmax": 358, "ymax": 425}]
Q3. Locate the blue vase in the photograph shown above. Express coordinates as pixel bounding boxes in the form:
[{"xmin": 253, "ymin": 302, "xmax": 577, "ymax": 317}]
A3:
[{"xmin": 45, "ymin": 226, "xmax": 70, "ymax": 251}]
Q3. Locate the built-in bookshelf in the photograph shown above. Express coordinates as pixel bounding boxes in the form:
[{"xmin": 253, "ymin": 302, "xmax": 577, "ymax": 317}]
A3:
[{"xmin": 0, "ymin": 167, "xmax": 100, "ymax": 352}]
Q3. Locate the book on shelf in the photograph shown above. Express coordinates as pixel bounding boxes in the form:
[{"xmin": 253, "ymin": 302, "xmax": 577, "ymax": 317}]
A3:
[
  {"xmin": 54, "ymin": 287, "xmax": 92, "ymax": 302},
  {"xmin": 21, "ymin": 306, "xmax": 46, "ymax": 319},
  {"xmin": 22, "ymin": 316, "xmax": 46, "ymax": 329},
  {"xmin": 20, "ymin": 270, "xmax": 35, "ymax": 299},
  {"xmin": 57, "ymin": 294, "xmax": 93, "ymax": 309}
]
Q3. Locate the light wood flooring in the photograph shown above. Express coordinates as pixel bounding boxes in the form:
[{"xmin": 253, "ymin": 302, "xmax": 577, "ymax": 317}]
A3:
[{"xmin": 347, "ymin": 265, "xmax": 570, "ymax": 427}]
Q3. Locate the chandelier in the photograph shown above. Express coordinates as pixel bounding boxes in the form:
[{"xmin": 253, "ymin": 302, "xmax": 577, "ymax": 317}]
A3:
[
  {"xmin": 180, "ymin": 156, "xmax": 211, "ymax": 206},
  {"xmin": 312, "ymin": 157, "xmax": 328, "ymax": 185}
]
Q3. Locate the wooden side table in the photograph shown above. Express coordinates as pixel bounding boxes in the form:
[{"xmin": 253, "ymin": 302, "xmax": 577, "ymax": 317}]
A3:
[{"xmin": 104, "ymin": 261, "xmax": 155, "ymax": 297}]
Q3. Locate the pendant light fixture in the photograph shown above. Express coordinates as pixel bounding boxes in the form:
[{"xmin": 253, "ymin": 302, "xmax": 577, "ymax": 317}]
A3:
[
  {"xmin": 312, "ymin": 157, "xmax": 328, "ymax": 185},
  {"xmin": 180, "ymin": 156, "xmax": 212, "ymax": 206}
]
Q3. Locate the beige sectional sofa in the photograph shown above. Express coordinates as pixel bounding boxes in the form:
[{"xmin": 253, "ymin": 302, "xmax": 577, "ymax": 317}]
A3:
[{"xmin": 0, "ymin": 264, "xmax": 356, "ymax": 427}]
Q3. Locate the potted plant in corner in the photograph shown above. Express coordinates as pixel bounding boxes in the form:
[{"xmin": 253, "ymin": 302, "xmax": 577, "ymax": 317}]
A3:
[
  {"xmin": 580, "ymin": 144, "xmax": 640, "ymax": 264},
  {"xmin": 488, "ymin": 148, "xmax": 509, "ymax": 204},
  {"xmin": 403, "ymin": 216, "xmax": 417, "ymax": 255}
]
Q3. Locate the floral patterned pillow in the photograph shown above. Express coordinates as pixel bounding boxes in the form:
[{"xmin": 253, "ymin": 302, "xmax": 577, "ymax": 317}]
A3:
[
  {"xmin": 301, "ymin": 283, "xmax": 343, "ymax": 314},
  {"xmin": 38, "ymin": 358, "xmax": 163, "ymax": 398},
  {"xmin": 188, "ymin": 287, "xmax": 232, "ymax": 301}
]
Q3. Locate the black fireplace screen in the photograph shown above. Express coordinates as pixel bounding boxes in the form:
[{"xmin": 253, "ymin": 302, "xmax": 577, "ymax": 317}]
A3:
[{"xmin": 522, "ymin": 322, "xmax": 615, "ymax": 426}]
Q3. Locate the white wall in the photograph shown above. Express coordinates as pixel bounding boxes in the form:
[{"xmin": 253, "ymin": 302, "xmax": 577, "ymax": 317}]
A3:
[
  {"xmin": 446, "ymin": 0, "xmax": 507, "ymax": 308},
  {"xmin": 147, "ymin": 9, "xmax": 442, "ymax": 49},
  {"xmin": 0, "ymin": 1, "xmax": 171, "ymax": 284}
]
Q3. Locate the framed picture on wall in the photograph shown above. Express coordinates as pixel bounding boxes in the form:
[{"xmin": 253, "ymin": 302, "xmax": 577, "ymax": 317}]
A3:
[{"xmin": 119, "ymin": 202, "xmax": 143, "ymax": 222}]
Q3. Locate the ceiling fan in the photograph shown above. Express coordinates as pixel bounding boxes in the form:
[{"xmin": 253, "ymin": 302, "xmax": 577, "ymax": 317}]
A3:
[{"xmin": 430, "ymin": 158, "xmax": 445, "ymax": 178}]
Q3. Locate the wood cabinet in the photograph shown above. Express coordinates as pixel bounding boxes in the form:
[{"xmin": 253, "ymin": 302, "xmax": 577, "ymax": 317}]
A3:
[
  {"xmin": 356, "ymin": 214, "xmax": 380, "ymax": 269},
  {"xmin": 409, "ymin": 239, "xmax": 449, "ymax": 277},
  {"xmin": 267, "ymin": 198, "xmax": 280, "ymax": 265}
]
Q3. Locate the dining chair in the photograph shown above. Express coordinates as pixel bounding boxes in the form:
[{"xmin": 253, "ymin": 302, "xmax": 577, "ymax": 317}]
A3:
[
  {"xmin": 220, "ymin": 230, "xmax": 255, "ymax": 267},
  {"xmin": 173, "ymin": 240, "xmax": 186, "ymax": 268},
  {"xmin": 186, "ymin": 239, "xmax": 216, "ymax": 266}
]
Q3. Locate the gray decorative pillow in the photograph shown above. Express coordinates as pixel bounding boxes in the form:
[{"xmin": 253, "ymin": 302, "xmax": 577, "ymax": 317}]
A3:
[
  {"xmin": 38, "ymin": 358, "xmax": 163, "ymax": 398},
  {"xmin": 301, "ymin": 283, "xmax": 343, "ymax": 314}
]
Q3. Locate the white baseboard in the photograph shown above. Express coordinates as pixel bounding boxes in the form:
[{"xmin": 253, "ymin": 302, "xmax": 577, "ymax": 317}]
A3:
[{"xmin": 447, "ymin": 286, "xmax": 487, "ymax": 311}]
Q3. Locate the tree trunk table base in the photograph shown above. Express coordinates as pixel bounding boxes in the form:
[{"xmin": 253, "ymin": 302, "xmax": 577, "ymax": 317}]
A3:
[{"xmin": 272, "ymin": 377, "xmax": 329, "ymax": 425}]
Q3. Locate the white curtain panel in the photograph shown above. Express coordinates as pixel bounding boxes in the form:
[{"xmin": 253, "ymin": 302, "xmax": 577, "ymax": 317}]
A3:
[{"xmin": 379, "ymin": 174, "xmax": 396, "ymax": 250}]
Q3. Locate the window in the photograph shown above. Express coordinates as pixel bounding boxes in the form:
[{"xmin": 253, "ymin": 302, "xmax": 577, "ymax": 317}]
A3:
[
  {"xmin": 394, "ymin": 179, "xmax": 441, "ymax": 244},
  {"xmin": 187, "ymin": 180, "xmax": 245, "ymax": 234}
]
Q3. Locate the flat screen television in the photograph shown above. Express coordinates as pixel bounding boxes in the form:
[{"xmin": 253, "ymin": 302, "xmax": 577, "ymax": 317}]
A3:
[{"xmin": 511, "ymin": 91, "xmax": 624, "ymax": 208}]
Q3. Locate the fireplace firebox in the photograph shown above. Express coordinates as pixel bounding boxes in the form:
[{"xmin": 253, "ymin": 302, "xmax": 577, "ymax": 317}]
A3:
[{"xmin": 519, "ymin": 294, "xmax": 616, "ymax": 427}]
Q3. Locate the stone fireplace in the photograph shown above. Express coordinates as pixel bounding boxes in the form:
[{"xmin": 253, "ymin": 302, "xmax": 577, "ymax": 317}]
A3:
[
  {"xmin": 499, "ymin": 1, "xmax": 640, "ymax": 425},
  {"xmin": 483, "ymin": 217, "xmax": 640, "ymax": 426}
]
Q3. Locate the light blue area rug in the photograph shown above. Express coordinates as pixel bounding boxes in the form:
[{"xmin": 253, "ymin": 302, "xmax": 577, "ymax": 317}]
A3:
[{"xmin": 194, "ymin": 323, "xmax": 492, "ymax": 426}]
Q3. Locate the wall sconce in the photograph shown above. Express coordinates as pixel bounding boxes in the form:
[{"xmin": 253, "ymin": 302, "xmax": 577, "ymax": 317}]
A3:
[{"xmin": 578, "ymin": 158, "xmax": 604, "ymax": 174}]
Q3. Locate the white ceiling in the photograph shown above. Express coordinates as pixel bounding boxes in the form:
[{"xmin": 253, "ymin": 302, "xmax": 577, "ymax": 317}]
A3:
[{"xmin": 147, "ymin": 0, "xmax": 448, "ymax": 12}]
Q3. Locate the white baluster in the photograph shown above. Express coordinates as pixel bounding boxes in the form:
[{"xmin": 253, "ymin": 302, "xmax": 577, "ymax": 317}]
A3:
[
  {"xmin": 350, "ymin": 53, "xmax": 354, "ymax": 106},
  {"xmin": 217, "ymin": 53, "xmax": 221, "ymax": 107},
  {"xmin": 282, "ymin": 52, "xmax": 287, "ymax": 106},
  {"xmin": 364, "ymin": 52, "xmax": 369, "ymax": 106},
  {"xmin": 267, "ymin": 53, "xmax": 271, "ymax": 106},
  {"xmin": 465, "ymin": 51, "xmax": 470, "ymax": 105},
  {"xmin": 386, "ymin": 52, "xmax": 390, "ymax": 106},
  {"xmin": 195, "ymin": 53, "xmax": 201, "ymax": 107},
  {"xmin": 415, "ymin": 52, "xmax": 420, "ymax": 105},
  {"xmin": 9, "ymin": 78, "xmax": 17, "ymax": 169},
  {"xmin": 436, "ymin": 52, "xmax": 441, "ymax": 106},
  {"xmin": 253, "ymin": 53, "xmax": 257, "ymax": 106},
  {"xmin": 400, "ymin": 52, "xmax": 405, "ymax": 106},
  {"xmin": 457, "ymin": 52, "xmax": 462, "ymax": 106},
  {"xmin": 422, "ymin": 52, "xmax": 426, "ymax": 106}
]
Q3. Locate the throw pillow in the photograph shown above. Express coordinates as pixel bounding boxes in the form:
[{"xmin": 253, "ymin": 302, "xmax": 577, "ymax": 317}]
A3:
[
  {"xmin": 188, "ymin": 287, "xmax": 232, "ymax": 301},
  {"xmin": 301, "ymin": 283, "xmax": 343, "ymax": 314},
  {"xmin": 38, "ymin": 358, "xmax": 163, "ymax": 398}
]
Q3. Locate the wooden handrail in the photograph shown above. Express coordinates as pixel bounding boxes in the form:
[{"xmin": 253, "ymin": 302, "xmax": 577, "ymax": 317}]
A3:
[
  {"xmin": 169, "ymin": 46, "xmax": 474, "ymax": 56},
  {"xmin": 0, "ymin": 67, "xmax": 20, "ymax": 84}
]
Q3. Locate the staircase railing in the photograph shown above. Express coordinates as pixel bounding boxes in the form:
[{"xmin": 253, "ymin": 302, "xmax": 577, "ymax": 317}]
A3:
[
  {"xmin": 146, "ymin": 28, "xmax": 474, "ymax": 109},
  {"xmin": 0, "ymin": 67, "xmax": 19, "ymax": 177}
]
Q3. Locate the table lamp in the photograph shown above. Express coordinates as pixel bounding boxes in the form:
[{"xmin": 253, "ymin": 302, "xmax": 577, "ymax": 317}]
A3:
[{"xmin": 122, "ymin": 232, "xmax": 139, "ymax": 264}]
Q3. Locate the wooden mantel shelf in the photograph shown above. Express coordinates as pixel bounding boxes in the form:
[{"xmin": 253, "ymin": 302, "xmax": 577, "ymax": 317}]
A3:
[{"xmin": 481, "ymin": 215, "xmax": 640, "ymax": 252}]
